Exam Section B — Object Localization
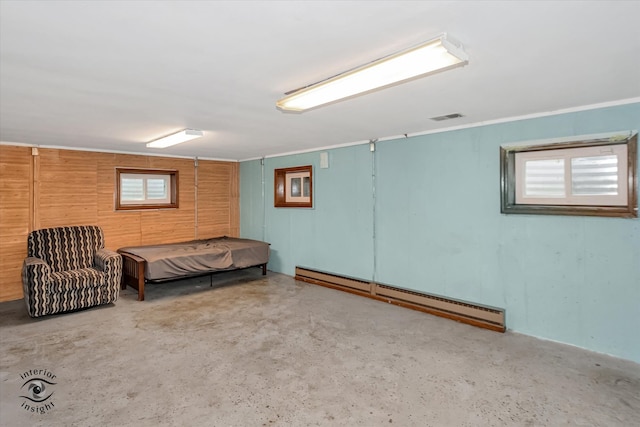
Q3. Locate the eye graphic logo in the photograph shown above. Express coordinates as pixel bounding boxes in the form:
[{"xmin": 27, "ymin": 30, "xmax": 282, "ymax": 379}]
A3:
[
  {"xmin": 21, "ymin": 378, "xmax": 55, "ymax": 403},
  {"xmin": 19, "ymin": 369, "xmax": 57, "ymax": 414}
]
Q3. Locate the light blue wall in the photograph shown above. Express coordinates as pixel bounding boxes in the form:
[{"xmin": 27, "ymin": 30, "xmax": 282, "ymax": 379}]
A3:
[
  {"xmin": 240, "ymin": 103, "xmax": 640, "ymax": 362},
  {"xmin": 239, "ymin": 159, "xmax": 265, "ymax": 242},
  {"xmin": 241, "ymin": 145, "xmax": 374, "ymax": 280}
]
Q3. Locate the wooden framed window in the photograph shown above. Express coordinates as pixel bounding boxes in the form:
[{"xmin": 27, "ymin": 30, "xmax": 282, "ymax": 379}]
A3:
[
  {"xmin": 274, "ymin": 165, "xmax": 313, "ymax": 208},
  {"xmin": 115, "ymin": 168, "xmax": 179, "ymax": 210},
  {"xmin": 500, "ymin": 133, "xmax": 637, "ymax": 218}
]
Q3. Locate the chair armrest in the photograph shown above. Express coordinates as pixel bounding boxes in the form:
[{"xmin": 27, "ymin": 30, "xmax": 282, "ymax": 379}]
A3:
[
  {"xmin": 22, "ymin": 257, "xmax": 52, "ymax": 317},
  {"xmin": 94, "ymin": 249, "xmax": 123, "ymax": 289},
  {"xmin": 95, "ymin": 248, "xmax": 122, "ymax": 272},
  {"xmin": 22, "ymin": 257, "xmax": 51, "ymax": 288}
]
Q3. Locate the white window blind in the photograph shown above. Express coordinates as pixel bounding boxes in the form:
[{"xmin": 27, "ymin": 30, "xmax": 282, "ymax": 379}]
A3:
[
  {"xmin": 146, "ymin": 178, "xmax": 168, "ymax": 200},
  {"xmin": 121, "ymin": 178, "xmax": 145, "ymax": 201},
  {"xmin": 524, "ymin": 159, "xmax": 565, "ymax": 197},
  {"xmin": 570, "ymin": 155, "xmax": 618, "ymax": 196}
]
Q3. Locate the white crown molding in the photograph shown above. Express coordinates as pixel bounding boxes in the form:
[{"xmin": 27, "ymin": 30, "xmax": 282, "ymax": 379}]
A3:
[
  {"xmin": 0, "ymin": 141, "xmax": 238, "ymax": 163},
  {"xmin": 240, "ymin": 97, "xmax": 640, "ymax": 162}
]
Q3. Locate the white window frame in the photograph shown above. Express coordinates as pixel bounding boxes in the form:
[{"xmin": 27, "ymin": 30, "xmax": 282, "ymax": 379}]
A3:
[
  {"xmin": 285, "ymin": 171, "xmax": 311, "ymax": 203},
  {"xmin": 500, "ymin": 132, "xmax": 637, "ymax": 218},
  {"xmin": 115, "ymin": 168, "xmax": 179, "ymax": 211},
  {"xmin": 515, "ymin": 144, "xmax": 628, "ymax": 206}
]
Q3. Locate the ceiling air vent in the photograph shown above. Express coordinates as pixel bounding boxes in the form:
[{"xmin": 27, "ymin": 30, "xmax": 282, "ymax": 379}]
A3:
[{"xmin": 430, "ymin": 113, "xmax": 464, "ymax": 121}]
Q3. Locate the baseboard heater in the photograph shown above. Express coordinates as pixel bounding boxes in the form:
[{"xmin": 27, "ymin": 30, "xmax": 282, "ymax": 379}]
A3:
[{"xmin": 295, "ymin": 266, "xmax": 505, "ymax": 333}]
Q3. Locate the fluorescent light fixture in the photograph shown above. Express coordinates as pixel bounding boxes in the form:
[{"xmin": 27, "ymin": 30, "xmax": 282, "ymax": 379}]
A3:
[
  {"xmin": 277, "ymin": 33, "xmax": 468, "ymax": 112},
  {"xmin": 146, "ymin": 129, "xmax": 204, "ymax": 148}
]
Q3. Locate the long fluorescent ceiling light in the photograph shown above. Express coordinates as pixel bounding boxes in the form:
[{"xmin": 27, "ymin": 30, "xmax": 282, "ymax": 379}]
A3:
[
  {"xmin": 146, "ymin": 129, "xmax": 204, "ymax": 148},
  {"xmin": 277, "ymin": 33, "xmax": 468, "ymax": 112}
]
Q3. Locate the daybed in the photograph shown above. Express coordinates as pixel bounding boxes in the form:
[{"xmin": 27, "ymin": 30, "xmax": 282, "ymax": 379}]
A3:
[
  {"xmin": 118, "ymin": 236, "xmax": 270, "ymax": 301},
  {"xmin": 22, "ymin": 226, "xmax": 122, "ymax": 317}
]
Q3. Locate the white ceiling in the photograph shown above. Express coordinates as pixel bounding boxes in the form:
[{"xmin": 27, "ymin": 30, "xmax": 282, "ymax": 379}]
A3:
[{"xmin": 1, "ymin": 1, "xmax": 639, "ymax": 161}]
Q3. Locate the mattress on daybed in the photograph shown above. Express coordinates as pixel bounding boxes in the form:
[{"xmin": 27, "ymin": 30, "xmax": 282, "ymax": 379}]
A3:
[{"xmin": 118, "ymin": 236, "xmax": 270, "ymax": 281}]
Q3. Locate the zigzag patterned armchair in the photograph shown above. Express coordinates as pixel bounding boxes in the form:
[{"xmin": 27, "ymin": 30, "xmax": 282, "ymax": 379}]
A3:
[{"xmin": 22, "ymin": 226, "xmax": 122, "ymax": 318}]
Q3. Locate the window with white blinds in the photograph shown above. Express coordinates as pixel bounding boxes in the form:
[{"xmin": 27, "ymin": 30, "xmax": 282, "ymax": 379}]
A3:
[
  {"xmin": 115, "ymin": 168, "xmax": 178, "ymax": 210},
  {"xmin": 515, "ymin": 144, "xmax": 628, "ymax": 206},
  {"xmin": 500, "ymin": 132, "xmax": 637, "ymax": 218}
]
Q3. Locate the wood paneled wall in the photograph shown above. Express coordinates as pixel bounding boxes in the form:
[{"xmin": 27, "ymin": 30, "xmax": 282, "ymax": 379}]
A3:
[
  {"xmin": 0, "ymin": 146, "xmax": 32, "ymax": 301},
  {"xmin": 0, "ymin": 146, "xmax": 239, "ymax": 302}
]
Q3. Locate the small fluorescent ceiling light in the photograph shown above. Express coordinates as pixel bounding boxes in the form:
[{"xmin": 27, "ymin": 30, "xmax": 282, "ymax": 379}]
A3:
[
  {"xmin": 146, "ymin": 129, "xmax": 204, "ymax": 148},
  {"xmin": 277, "ymin": 33, "xmax": 468, "ymax": 112}
]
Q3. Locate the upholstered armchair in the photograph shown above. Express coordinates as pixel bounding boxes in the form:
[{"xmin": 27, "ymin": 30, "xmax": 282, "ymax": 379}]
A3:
[{"xmin": 22, "ymin": 226, "xmax": 122, "ymax": 318}]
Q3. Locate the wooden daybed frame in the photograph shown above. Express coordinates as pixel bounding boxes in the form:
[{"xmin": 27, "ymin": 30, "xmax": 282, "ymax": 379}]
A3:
[
  {"xmin": 119, "ymin": 251, "xmax": 267, "ymax": 301},
  {"xmin": 118, "ymin": 237, "xmax": 269, "ymax": 301}
]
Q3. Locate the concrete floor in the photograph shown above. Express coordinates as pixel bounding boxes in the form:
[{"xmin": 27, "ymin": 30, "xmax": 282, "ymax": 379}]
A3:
[{"xmin": 1, "ymin": 270, "xmax": 639, "ymax": 426}]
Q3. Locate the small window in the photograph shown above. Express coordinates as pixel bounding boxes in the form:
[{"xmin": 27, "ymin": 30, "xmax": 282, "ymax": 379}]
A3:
[
  {"xmin": 274, "ymin": 165, "xmax": 313, "ymax": 208},
  {"xmin": 501, "ymin": 133, "xmax": 637, "ymax": 218},
  {"xmin": 115, "ymin": 168, "xmax": 178, "ymax": 210}
]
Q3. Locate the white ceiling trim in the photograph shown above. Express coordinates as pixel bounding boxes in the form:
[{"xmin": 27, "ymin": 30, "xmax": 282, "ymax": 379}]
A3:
[
  {"xmin": 0, "ymin": 141, "xmax": 238, "ymax": 163},
  {"xmin": 242, "ymin": 97, "xmax": 640, "ymax": 162},
  {"xmin": 3, "ymin": 96, "xmax": 637, "ymax": 164}
]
